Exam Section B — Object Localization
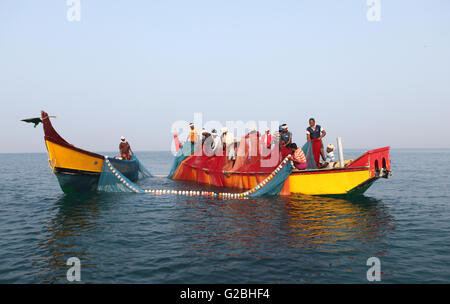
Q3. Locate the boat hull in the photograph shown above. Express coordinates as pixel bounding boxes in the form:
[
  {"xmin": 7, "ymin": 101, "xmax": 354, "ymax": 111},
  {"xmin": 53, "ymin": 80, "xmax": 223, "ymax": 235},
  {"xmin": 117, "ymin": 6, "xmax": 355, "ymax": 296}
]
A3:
[
  {"xmin": 55, "ymin": 170, "xmax": 100, "ymax": 193},
  {"xmin": 286, "ymin": 168, "xmax": 373, "ymax": 196}
]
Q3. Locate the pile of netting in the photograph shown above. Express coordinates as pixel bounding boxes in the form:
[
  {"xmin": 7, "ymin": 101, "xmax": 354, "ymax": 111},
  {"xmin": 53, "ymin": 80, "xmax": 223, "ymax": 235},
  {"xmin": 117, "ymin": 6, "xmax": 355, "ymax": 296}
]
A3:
[
  {"xmin": 168, "ymin": 133, "xmax": 318, "ymax": 190},
  {"xmin": 97, "ymin": 153, "xmax": 294, "ymax": 198}
]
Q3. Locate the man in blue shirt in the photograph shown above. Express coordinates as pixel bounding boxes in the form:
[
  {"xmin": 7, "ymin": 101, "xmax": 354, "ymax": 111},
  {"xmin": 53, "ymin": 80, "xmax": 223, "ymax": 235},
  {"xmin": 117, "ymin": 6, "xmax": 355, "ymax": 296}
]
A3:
[
  {"xmin": 280, "ymin": 124, "xmax": 292, "ymax": 148},
  {"xmin": 306, "ymin": 118, "xmax": 327, "ymax": 161}
]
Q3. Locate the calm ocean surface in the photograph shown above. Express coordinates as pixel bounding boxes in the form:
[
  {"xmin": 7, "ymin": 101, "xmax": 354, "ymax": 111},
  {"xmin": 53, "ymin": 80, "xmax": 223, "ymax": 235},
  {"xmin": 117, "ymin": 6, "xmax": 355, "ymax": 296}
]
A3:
[{"xmin": 0, "ymin": 149, "xmax": 449, "ymax": 283}]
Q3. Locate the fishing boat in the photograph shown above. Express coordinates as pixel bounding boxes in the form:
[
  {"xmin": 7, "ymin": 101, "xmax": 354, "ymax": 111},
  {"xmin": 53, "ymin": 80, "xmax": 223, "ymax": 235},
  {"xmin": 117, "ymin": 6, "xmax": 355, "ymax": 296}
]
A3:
[
  {"xmin": 40, "ymin": 111, "xmax": 139, "ymax": 193},
  {"xmin": 169, "ymin": 136, "xmax": 392, "ymax": 196}
]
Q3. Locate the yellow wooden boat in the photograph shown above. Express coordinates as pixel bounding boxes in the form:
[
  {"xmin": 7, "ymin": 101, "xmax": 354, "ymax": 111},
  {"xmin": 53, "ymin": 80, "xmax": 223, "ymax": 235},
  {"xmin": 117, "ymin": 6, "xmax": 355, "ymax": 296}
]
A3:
[{"xmin": 41, "ymin": 111, "xmax": 139, "ymax": 193}]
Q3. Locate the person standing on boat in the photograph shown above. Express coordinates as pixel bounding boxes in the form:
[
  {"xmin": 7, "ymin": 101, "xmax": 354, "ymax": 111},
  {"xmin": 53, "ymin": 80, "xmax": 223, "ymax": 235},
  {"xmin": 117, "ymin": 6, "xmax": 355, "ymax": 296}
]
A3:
[
  {"xmin": 210, "ymin": 129, "xmax": 222, "ymax": 155},
  {"xmin": 187, "ymin": 123, "xmax": 199, "ymax": 155},
  {"xmin": 272, "ymin": 125, "xmax": 282, "ymax": 147},
  {"xmin": 280, "ymin": 124, "xmax": 292, "ymax": 148},
  {"xmin": 306, "ymin": 118, "xmax": 327, "ymax": 165},
  {"xmin": 201, "ymin": 128, "xmax": 211, "ymax": 145},
  {"xmin": 288, "ymin": 143, "xmax": 307, "ymax": 170},
  {"xmin": 119, "ymin": 136, "xmax": 132, "ymax": 160},
  {"xmin": 261, "ymin": 128, "xmax": 272, "ymax": 150},
  {"xmin": 279, "ymin": 124, "xmax": 292, "ymax": 159},
  {"xmin": 221, "ymin": 127, "xmax": 236, "ymax": 160}
]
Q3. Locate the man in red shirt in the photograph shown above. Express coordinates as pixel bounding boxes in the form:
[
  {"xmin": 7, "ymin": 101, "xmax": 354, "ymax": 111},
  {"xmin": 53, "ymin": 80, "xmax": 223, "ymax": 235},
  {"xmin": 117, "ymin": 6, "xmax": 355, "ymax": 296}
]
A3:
[{"xmin": 119, "ymin": 136, "xmax": 132, "ymax": 160}]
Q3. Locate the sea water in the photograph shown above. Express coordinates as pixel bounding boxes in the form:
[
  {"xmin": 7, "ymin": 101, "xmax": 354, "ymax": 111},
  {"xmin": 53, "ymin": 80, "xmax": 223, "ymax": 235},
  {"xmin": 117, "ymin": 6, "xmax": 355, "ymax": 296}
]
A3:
[{"xmin": 0, "ymin": 149, "xmax": 449, "ymax": 283}]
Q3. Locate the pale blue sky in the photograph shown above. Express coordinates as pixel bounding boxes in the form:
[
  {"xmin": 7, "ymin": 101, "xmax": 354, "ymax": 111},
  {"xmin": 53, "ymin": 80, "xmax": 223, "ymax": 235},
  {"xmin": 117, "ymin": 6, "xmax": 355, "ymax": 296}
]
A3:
[{"xmin": 1, "ymin": 0, "xmax": 449, "ymax": 153}]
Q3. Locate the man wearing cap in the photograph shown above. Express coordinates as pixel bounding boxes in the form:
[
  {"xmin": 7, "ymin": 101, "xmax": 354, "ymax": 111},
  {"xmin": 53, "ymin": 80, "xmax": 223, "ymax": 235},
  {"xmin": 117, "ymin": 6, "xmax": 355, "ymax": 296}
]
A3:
[
  {"xmin": 119, "ymin": 136, "xmax": 132, "ymax": 160},
  {"xmin": 210, "ymin": 129, "xmax": 222, "ymax": 155},
  {"xmin": 187, "ymin": 123, "xmax": 199, "ymax": 155},
  {"xmin": 319, "ymin": 144, "xmax": 337, "ymax": 168},
  {"xmin": 280, "ymin": 124, "xmax": 292, "ymax": 148},
  {"xmin": 201, "ymin": 128, "xmax": 211, "ymax": 145},
  {"xmin": 306, "ymin": 118, "xmax": 326, "ymax": 163}
]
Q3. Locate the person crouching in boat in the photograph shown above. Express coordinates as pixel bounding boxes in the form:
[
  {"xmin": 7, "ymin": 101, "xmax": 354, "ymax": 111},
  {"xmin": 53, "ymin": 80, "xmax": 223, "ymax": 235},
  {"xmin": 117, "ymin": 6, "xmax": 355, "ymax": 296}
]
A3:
[
  {"xmin": 288, "ymin": 143, "xmax": 307, "ymax": 170},
  {"xmin": 119, "ymin": 136, "xmax": 132, "ymax": 160},
  {"xmin": 306, "ymin": 118, "xmax": 326, "ymax": 166},
  {"xmin": 319, "ymin": 144, "xmax": 337, "ymax": 169}
]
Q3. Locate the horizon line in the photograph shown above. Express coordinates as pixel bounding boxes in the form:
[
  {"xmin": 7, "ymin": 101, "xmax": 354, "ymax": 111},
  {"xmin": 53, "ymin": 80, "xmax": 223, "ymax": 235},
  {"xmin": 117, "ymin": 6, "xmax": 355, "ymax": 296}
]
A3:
[{"xmin": 1, "ymin": 147, "xmax": 450, "ymax": 155}]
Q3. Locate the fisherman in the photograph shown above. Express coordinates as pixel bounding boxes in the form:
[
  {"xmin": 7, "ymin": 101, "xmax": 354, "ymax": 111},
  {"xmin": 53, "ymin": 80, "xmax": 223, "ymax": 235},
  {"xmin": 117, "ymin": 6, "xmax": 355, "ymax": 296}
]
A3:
[
  {"xmin": 201, "ymin": 128, "xmax": 211, "ymax": 145},
  {"xmin": 245, "ymin": 125, "xmax": 261, "ymax": 158},
  {"xmin": 187, "ymin": 123, "xmax": 199, "ymax": 155},
  {"xmin": 288, "ymin": 143, "xmax": 307, "ymax": 170},
  {"xmin": 272, "ymin": 125, "xmax": 282, "ymax": 147},
  {"xmin": 119, "ymin": 136, "xmax": 132, "ymax": 160},
  {"xmin": 280, "ymin": 124, "xmax": 292, "ymax": 148},
  {"xmin": 261, "ymin": 127, "xmax": 272, "ymax": 150},
  {"xmin": 319, "ymin": 144, "xmax": 337, "ymax": 169},
  {"xmin": 221, "ymin": 127, "xmax": 236, "ymax": 160},
  {"xmin": 306, "ymin": 118, "xmax": 327, "ymax": 162},
  {"xmin": 210, "ymin": 129, "xmax": 222, "ymax": 155},
  {"xmin": 325, "ymin": 144, "xmax": 336, "ymax": 162}
]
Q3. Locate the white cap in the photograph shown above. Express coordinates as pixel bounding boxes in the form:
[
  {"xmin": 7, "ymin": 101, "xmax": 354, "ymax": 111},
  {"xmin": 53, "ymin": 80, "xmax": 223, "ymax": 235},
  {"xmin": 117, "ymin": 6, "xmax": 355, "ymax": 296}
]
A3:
[
  {"xmin": 250, "ymin": 125, "xmax": 256, "ymax": 131},
  {"xmin": 327, "ymin": 144, "xmax": 335, "ymax": 150},
  {"xmin": 120, "ymin": 136, "xmax": 125, "ymax": 141},
  {"xmin": 221, "ymin": 127, "xmax": 228, "ymax": 133}
]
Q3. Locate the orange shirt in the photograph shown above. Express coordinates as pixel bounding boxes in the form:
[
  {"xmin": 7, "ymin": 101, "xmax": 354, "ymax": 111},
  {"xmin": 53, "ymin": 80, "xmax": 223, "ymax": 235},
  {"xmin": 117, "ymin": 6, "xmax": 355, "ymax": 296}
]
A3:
[
  {"xmin": 189, "ymin": 128, "xmax": 199, "ymax": 143},
  {"xmin": 293, "ymin": 148, "xmax": 306, "ymax": 163}
]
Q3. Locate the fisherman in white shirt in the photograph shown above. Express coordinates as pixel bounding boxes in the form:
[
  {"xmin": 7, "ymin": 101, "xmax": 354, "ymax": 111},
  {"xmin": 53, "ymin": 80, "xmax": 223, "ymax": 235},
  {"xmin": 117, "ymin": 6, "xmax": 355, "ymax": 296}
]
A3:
[{"xmin": 221, "ymin": 127, "xmax": 236, "ymax": 160}]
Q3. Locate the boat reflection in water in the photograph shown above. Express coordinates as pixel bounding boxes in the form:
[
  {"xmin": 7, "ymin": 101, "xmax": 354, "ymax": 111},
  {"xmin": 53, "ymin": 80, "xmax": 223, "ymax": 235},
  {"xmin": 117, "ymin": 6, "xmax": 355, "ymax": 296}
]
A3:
[
  {"xmin": 283, "ymin": 194, "xmax": 395, "ymax": 251},
  {"xmin": 178, "ymin": 194, "xmax": 395, "ymax": 256}
]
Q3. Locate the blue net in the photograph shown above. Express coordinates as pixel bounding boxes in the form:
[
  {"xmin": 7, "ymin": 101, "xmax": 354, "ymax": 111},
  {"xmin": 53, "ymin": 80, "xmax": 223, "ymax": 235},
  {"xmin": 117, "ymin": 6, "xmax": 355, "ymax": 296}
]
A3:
[
  {"xmin": 248, "ymin": 157, "xmax": 293, "ymax": 197},
  {"xmin": 98, "ymin": 151, "xmax": 293, "ymax": 198},
  {"xmin": 302, "ymin": 141, "xmax": 317, "ymax": 169},
  {"xmin": 132, "ymin": 153, "xmax": 153, "ymax": 178},
  {"xmin": 97, "ymin": 157, "xmax": 145, "ymax": 193},
  {"xmin": 168, "ymin": 142, "xmax": 200, "ymax": 179}
]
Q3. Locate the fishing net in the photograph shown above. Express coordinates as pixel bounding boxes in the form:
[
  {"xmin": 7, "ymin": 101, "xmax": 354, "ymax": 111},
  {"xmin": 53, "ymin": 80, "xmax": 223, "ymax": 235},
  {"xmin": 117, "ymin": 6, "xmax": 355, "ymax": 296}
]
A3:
[
  {"xmin": 97, "ymin": 157, "xmax": 145, "ymax": 193},
  {"xmin": 98, "ymin": 143, "xmax": 294, "ymax": 197},
  {"xmin": 301, "ymin": 141, "xmax": 318, "ymax": 169},
  {"xmin": 169, "ymin": 133, "xmax": 298, "ymax": 192},
  {"xmin": 167, "ymin": 141, "xmax": 200, "ymax": 179},
  {"xmin": 132, "ymin": 153, "xmax": 153, "ymax": 178},
  {"xmin": 248, "ymin": 157, "xmax": 293, "ymax": 197}
]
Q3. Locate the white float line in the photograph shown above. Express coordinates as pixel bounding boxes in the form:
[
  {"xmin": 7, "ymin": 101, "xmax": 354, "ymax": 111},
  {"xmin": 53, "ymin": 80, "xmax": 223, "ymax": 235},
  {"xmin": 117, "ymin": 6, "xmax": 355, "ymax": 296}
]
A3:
[{"xmin": 104, "ymin": 155, "xmax": 292, "ymax": 198}]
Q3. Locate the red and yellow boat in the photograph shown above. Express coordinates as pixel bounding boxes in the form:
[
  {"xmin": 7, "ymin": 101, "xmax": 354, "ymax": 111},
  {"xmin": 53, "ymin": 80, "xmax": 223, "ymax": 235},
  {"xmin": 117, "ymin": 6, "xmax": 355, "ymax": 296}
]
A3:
[
  {"xmin": 40, "ymin": 111, "xmax": 139, "ymax": 193},
  {"xmin": 169, "ymin": 140, "xmax": 392, "ymax": 196}
]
